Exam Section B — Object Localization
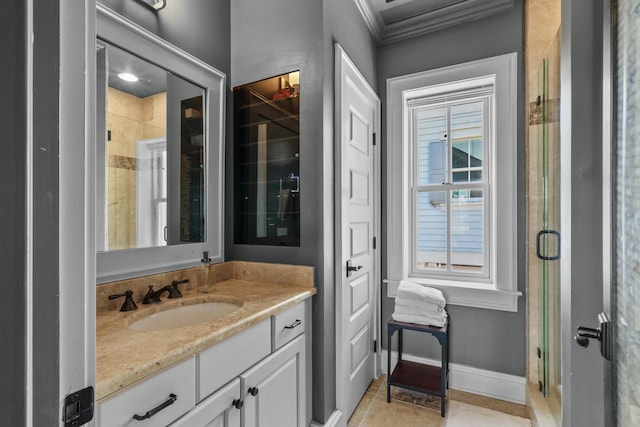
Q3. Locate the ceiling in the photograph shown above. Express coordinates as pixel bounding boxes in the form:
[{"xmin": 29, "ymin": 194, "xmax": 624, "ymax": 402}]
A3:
[
  {"xmin": 104, "ymin": 42, "xmax": 168, "ymax": 99},
  {"xmin": 354, "ymin": 0, "xmax": 515, "ymax": 43}
]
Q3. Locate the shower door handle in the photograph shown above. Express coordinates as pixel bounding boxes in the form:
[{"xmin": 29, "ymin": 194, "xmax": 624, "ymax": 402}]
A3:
[
  {"xmin": 575, "ymin": 312, "xmax": 611, "ymax": 360},
  {"xmin": 536, "ymin": 229, "xmax": 561, "ymax": 260}
]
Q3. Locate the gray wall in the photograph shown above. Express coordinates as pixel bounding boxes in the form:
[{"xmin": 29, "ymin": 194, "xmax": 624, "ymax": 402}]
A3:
[
  {"xmin": 228, "ymin": 0, "xmax": 327, "ymax": 421},
  {"xmin": 377, "ymin": 1, "xmax": 527, "ymax": 376},
  {"xmin": 323, "ymin": 0, "xmax": 378, "ymax": 88},
  {"xmin": 229, "ymin": 0, "xmax": 376, "ymax": 423},
  {"xmin": 98, "ymin": 0, "xmax": 230, "ymax": 73},
  {"xmin": 32, "ymin": 0, "xmax": 62, "ymax": 423},
  {"xmin": 2, "ymin": 0, "xmax": 62, "ymax": 424},
  {"xmin": 2, "ymin": 1, "xmax": 28, "ymax": 424}
]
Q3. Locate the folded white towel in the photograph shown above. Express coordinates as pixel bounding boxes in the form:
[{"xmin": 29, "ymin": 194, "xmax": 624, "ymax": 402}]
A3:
[
  {"xmin": 396, "ymin": 280, "xmax": 446, "ymax": 307},
  {"xmin": 392, "ymin": 309, "xmax": 448, "ymax": 327},
  {"xmin": 394, "ymin": 298, "xmax": 444, "ymax": 315}
]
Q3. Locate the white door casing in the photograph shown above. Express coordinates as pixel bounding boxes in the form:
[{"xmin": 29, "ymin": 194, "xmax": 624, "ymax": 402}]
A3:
[
  {"xmin": 335, "ymin": 44, "xmax": 381, "ymax": 422},
  {"xmin": 59, "ymin": 0, "xmax": 96, "ymax": 425}
]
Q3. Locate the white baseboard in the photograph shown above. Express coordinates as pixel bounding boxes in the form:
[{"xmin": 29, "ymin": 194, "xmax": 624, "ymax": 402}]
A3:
[
  {"xmin": 381, "ymin": 349, "xmax": 526, "ymax": 404},
  {"xmin": 309, "ymin": 409, "xmax": 343, "ymax": 427}
]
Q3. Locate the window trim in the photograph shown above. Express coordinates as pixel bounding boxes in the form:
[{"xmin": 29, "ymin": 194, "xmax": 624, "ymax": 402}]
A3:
[{"xmin": 386, "ymin": 53, "xmax": 520, "ymax": 312}]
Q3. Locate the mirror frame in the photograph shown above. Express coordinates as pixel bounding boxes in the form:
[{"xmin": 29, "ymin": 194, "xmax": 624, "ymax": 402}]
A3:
[{"xmin": 96, "ymin": 5, "xmax": 225, "ymax": 283}]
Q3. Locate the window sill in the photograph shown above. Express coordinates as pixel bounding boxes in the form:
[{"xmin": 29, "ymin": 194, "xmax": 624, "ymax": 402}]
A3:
[{"xmin": 384, "ymin": 279, "xmax": 521, "ymax": 312}]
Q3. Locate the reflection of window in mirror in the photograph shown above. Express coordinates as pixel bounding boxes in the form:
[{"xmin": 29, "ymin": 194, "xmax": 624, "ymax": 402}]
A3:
[
  {"xmin": 96, "ymin": 42, "xmax": 205, "ymax": 252},
  {"xmin": 233, "ymin": 71, "xmax": 300, "ymax": 247}
]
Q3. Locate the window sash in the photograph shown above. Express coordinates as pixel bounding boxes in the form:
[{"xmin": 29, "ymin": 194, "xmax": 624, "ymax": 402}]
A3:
[{"xmin": 409, "ymin": 94, "xmax": 492, "ymax": 281}]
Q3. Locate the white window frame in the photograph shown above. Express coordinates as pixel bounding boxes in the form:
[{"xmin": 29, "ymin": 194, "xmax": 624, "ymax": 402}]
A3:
[
  {"xmin": 409, "ymin": 91, "xmax": 492, "ymax": 282},
  {"xmin": 386, "ymin": 53, "xmax": 520, "ymax": 311}
]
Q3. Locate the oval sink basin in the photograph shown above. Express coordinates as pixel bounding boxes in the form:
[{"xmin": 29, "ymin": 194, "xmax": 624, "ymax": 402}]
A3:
[{"xmin": 128, "ymin": 302, "xmax": 241, "ymax": 331}]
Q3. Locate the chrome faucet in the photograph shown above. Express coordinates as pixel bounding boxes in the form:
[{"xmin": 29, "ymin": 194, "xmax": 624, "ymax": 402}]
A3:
[{"xmin": 142, "ymin": 279, "xmax": 189, "ymax": 304}]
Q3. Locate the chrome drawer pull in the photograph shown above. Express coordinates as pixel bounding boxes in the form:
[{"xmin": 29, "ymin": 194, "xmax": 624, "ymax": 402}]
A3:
[
  {"xmin": 132, "ymin": 393, "xmax": 177, "ymax": 421},
  {"xmin": 284, "ymin": 319, "xmax": 302, "ymax": 330}
]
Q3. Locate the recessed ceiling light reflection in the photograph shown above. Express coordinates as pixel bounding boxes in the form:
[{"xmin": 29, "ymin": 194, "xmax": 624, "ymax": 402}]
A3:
[{"xmin": 118, "ymin": 72, "xmax": 139, "ymax": 82}]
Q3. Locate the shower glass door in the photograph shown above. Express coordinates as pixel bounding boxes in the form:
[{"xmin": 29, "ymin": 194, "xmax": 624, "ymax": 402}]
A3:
[{"xmin": 531, "ymin": 31, "xmax": 561, "ymax": 424}]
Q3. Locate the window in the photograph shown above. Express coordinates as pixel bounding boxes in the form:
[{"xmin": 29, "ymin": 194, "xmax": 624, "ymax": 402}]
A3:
[
  {"xmin": 411, "ymin": 94, "xmax": 490, "ymax": 279},
  {"xmin": 387, "ymin": 53, "xmax": 520, "ymax": 311}
]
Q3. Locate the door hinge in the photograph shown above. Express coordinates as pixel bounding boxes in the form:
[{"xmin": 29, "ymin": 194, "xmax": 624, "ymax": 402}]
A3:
[
  {"xmin": 63, "ymin": 386, "xmax": 94, "ymax": 426},
  {"xmin": 373, "ymin": 340, "xmax": 377, "ymax": 353},
  {"xmin": 372, "ymin": 132, "xmax": 376, "ymax": 146},
  {"xmin": 373, "ymin": 236, "xmax": 377, "ymax": 250},
  {"xmin": 537, "ymin": 347, "xmax": 541, "ymax": 358}
]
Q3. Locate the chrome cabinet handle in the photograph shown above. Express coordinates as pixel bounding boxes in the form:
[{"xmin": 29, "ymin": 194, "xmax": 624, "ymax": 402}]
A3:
[
  {"xmin": 132, "ymin": 393, "xmax": 177, "ymax": 421},
  {"xmin": 284, "ymin": 319, "xmax": 302, "ymax": 330}
]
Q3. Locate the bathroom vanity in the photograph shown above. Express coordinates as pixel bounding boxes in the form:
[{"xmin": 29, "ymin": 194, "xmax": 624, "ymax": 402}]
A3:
[
  {"xmin": 94, "ymin": 7, "xmax": 315, "ymax": 426},
  {"xmin": 95, "ymin": 261, "xmax": 315, "ymax": 426}
]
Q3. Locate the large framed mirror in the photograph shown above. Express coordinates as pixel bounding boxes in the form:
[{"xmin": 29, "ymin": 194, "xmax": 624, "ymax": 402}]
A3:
[{"xmin": 96, "ymin": 5, "xmax": 225, "ymax": 282}]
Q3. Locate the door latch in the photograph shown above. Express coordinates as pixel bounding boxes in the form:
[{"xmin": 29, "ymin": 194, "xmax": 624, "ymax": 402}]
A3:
[
  {"xmin": 63, "ymin": 386, "xmax": 94, "ymax": 426},
  {"xmin": 575, "ymin": 312, "xmax": 611, "ymax": 360}
]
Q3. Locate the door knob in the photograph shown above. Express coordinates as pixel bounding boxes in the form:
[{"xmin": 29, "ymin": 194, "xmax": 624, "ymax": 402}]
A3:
[
  {"xmin": 575, "ymin": 312, "xmax": 611, "ymax": 360},
  {"xmin": 575, "ymin": 326, "xmax": 600, "ymax": 348}
]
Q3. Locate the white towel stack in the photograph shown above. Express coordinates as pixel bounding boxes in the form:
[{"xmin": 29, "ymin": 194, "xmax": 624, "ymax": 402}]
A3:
[{"xmin": 392, "ymin": 280, "xmax": 447, "ymax": 327}]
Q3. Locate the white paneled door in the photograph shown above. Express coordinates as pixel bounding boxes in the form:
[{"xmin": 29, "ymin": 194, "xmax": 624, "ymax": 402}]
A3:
[{"xmin": 335, "ymin": 44, "xmax": 380, "ymax": 422}]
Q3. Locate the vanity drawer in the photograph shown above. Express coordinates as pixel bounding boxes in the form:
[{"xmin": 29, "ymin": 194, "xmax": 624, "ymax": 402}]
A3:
[
  {"xmin": 197, "ymin": 319, "xmax": 271, "ymax": 401},
  {"xmin": 272, "ymin": 302, "xmax": 306, "ymax": 350},
  {"xmin": 98, "ymin": 356, "xmax": 195, "ymax": 427}
]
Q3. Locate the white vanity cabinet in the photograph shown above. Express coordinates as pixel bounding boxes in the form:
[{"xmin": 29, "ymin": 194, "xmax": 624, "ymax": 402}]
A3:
[
  {"xmin": 242, "ymin": 335, "xmax": 306, "ymax": 427},
  {"xmin": 98, "ymin": 301, "xmax": 309, "ymax": 427}
]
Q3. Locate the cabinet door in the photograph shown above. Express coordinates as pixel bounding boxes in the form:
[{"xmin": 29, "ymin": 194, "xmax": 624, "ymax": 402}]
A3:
[
  {"xmin": 171, "ymin": 378, "xmax": 241, "ymax": 427},
  {"xmin": 241, "ymin": 335, "xmax": 305, "ymax": 427},
  {"xmin": 198, "ymin": 319, "xmax": 271, "ymax": 401}
]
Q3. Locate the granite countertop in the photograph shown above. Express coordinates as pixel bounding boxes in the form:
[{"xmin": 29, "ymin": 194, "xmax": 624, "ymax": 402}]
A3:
[{"xmin": 96, "ymin": 276, "xmax": 316, "ymax": 403}]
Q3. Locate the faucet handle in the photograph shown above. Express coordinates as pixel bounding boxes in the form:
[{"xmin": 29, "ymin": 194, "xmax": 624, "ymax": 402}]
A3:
[
  {"xmin": 108, "ymin": 290, "xmax": 138, "ymax": 312},
  {"xmin": 168, "ymin": 279, "xmax": 189, "ymax": 298}
]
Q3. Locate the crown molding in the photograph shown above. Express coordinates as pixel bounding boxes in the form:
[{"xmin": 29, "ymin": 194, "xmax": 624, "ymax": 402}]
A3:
[
  {"xmin": 353, "ymin": 0, "xmax": 385, "ymax": 41},
  {"xmin": 354, "ymin": 0, "xmax": 515, "ymax": 44}
]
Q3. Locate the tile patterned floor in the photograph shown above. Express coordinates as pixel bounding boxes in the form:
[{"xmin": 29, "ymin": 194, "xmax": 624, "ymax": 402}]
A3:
[{"xmin": 348, "ymin": 375, "xmax": 532, "ymax": 427}]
